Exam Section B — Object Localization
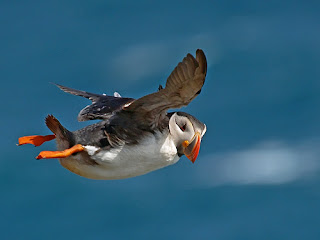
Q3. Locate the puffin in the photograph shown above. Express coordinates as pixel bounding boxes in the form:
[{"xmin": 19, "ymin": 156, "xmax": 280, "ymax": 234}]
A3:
[{"xmin": 18, "ymin": 49, "xmax": 207, "ymax": 180}]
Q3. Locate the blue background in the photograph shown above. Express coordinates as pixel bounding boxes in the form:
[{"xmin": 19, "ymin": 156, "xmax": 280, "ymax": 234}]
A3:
[{"xmin": 1, "ymin": 1, "xmax": 320, "ymax": 239}]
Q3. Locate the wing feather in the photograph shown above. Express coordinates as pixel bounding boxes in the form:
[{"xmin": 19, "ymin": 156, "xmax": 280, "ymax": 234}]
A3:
[
  {"xmin": 54, "ymin": 83, "xmax": 102, "ymax": 102},
  {"xmin": 53, "ymin": 49, "xmax": 207, "ymax": 128},
  {"xmin": 124, "ymin": 49, "xmax": 207, "ymax": 129},
  {"xmin": 55, "ymin": 84, "xmax": 134, "ymax": 121}
]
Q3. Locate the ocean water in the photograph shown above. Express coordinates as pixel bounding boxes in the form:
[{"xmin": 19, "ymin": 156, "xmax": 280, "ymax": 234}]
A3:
[{"xmin": 1, "ymin": 1, "xmax": 320, "ymax": 239}]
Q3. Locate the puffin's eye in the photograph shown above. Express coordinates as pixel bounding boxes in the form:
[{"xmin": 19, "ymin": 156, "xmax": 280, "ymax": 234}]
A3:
[{"xmin": 180, "ymin": 124, "xmax": 186, "ymax": 132}]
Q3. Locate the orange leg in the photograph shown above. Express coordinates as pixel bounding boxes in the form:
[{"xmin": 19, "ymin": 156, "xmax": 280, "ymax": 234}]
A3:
[
  {"xmin": 18, "ymin": 135, "xmax": 56, "ymax": 147},
  {"xmin": 36, "ymin": 144, "xmax": 85, "ymax": 159}
]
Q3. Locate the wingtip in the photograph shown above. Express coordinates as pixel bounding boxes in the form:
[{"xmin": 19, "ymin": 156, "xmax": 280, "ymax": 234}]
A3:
[
  {"xmin": 50, "ymin": 82, "xmax": 61, "ymax": 88},
  {"xmin": 51, "ymin": 82, "xmax": 69, "ymax": 94},
  {"xmin": 196, "ymin": 49, "xmax": 207, "ymax": 76},
  {"xmin": 52, "ymin": 83, "xmax": 68, "ymax": 92},
  {"xmin": 196, "ymin": 49, "xmax": 202, "ymax": 54}
]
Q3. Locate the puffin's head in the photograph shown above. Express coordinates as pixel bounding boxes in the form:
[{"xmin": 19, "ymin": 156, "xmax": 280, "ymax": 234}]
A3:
[{"xmin": 168, "ymin": 112, "xmax": 206, "ymax": 163}]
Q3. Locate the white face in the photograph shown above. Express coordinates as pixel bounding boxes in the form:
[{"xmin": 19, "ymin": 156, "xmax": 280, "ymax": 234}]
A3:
[
  {"xmin": 169, "ymin": 113, "xmax": 196, "ymax": 146},
  {"xmin": 168, "ymin": 113, "xmax": 206, "ymax": 162}
]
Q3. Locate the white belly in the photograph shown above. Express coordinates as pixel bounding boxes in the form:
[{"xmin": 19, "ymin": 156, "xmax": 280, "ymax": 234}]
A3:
[{"xmin": 59, "ymin": 133, "xmax": 180, "ymax": 180}]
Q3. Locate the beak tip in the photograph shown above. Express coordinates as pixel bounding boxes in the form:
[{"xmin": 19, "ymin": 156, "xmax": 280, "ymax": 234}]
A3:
[{"xmin": 183, "ymin": 132, "xmax": 201, "ymax": 164}]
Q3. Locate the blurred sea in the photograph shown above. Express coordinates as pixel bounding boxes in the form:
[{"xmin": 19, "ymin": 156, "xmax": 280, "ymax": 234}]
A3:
[{"xmin": 1, "ymin": 1, "xmax": 320, "ymax": 239}]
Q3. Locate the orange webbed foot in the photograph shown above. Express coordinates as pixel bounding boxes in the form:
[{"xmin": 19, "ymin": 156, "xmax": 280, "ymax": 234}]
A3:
[
  {"xmin": 18, "ymin": 135, "xmax": 56, "ymax": 147},
  {"xmin": 36, "ymin": 144, "xmax": 85, "ymax": 159}
]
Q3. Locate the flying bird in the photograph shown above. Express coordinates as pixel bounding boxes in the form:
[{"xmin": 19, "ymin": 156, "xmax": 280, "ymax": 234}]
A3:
[{"xmin": 18, "ymin": 49, "xmax": 207, "ymax": 180}]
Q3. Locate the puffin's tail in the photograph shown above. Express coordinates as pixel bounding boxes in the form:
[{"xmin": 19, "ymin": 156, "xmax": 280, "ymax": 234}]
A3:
[
  {"xmin": 18, "ymin": 115, "xmax": 84, "ymax": 159},
  {"xmin": 37, "ymin": 115, "xmax": 85, "ymax": 159},
  {"xmin": 45, "ymin": 115, "xmax": 73, "ymax": 143},
  {"xmin": 17, "ymin": 115, "xmax": 73, "ymax": 147},
  {"xmin": 17, "ymin": 115, "xmax": 61, "ymax": 147}
]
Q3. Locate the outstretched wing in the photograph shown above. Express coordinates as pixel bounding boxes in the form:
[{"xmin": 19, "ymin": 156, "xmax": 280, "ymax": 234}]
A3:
[
  {"xmin": 123, "ymin": 49, "xmax": 207, "ymax": 129},
  {"xmin": 55, "ymin": 84, "xmax": 134, "ymax": 122}
]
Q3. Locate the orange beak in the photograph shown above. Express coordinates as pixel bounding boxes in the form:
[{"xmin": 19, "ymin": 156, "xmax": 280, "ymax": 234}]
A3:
[{"xmin": 182, "ymin": 132, "xmax": 201, "ymax": 163}]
